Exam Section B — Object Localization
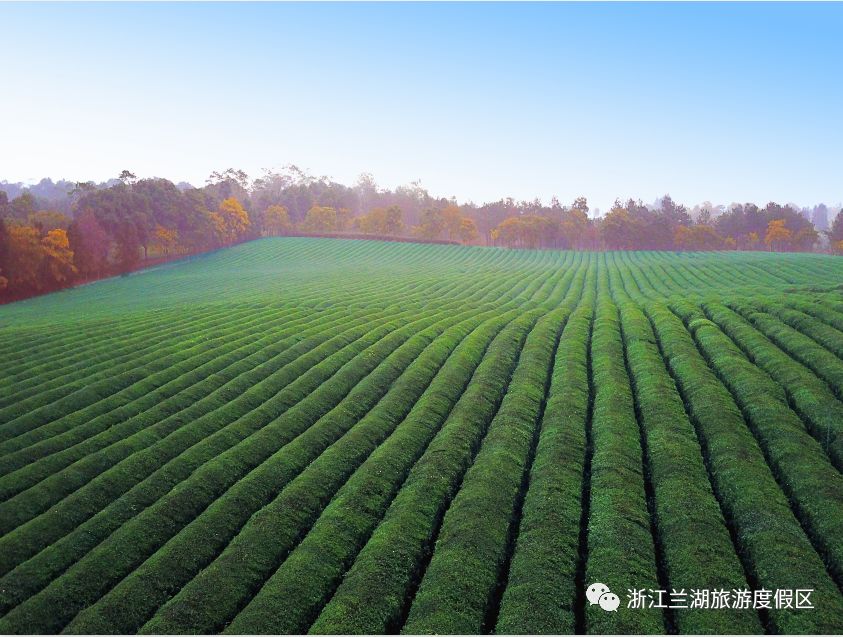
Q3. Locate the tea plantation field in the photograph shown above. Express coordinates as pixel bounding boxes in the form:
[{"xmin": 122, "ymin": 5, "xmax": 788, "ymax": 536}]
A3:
[{"xmin": 1, "ymin": 237, "xmax": 842, "ymax": 634}]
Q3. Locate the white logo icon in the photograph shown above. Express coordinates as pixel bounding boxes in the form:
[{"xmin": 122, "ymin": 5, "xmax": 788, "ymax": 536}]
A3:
[
  {"xmin": 599, "ymin": 591, "xmax": 620, "ymax": 612},
  {"xmin": 587, "ymin": 582, "xmax": 619, "ymax": 612},
  {"xmin": 586, "ymin": 582, "xmax": 610, "ymax": 605}
]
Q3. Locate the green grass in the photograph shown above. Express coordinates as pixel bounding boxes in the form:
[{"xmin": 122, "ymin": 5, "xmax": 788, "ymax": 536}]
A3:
[{"xmin": 1, "ymin": 237, "xmax": 842, "ymax": 634}]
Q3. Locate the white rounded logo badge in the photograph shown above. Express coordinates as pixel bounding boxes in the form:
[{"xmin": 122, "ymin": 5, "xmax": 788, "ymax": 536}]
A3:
[
  {"xmin": 598, "ymin": 591, "xmax": 620, "ymax": 612},
  {"xmin": 586, "ymin": 582, "xmax": 611, "ymax": 605},
  {"xmin": 587, "ymin": 583, "xmax": 620, "ymax": 612}
]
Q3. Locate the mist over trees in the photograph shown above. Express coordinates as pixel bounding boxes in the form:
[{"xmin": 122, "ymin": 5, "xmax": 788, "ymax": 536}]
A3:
[{"xmin": 1, "ymin": 166, "xmax": 841, "ymax": 302}]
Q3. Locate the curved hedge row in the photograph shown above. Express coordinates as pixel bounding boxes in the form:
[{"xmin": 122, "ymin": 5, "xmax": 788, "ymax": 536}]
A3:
[
  {"xmin": 0, "ymin": 305, "xmax": 350, "ymax": 500},
  {"xmin": 0, "ymin": 304, "xmax": 244, "ymax": 409},
  {"xmin": 653, "ymin": 300, "xmax": 843, "ymax": 633},
  {"xmin": 0, "ymin": 309, "xmax": 274, "ymax": 448},
  {"xmin": 686, "ymin": 302, "xmax": 843, "ymax": 587},
  {"xmin": 0, "ymin": 306, "xmax": 321, "ymax": 491},
  {"xmin": 0, "ymin": 315, "xmax": 433, "ymax": 633},
  {"xmin": 0, "ymin": 309, "xmax": 425, "ymax": 620},
  {"xmin": 68, "ymin": 305, "xmax": 498, "ymax": 634},
  {"xmin": 67, "ymin": 256, "xmax": 569, "ymax": 633},
  {"xmin": 616, "ymin": 298, "xmax": 760, "ymax": 633},
  {"xmin": 758, "ymin": 300, "xmax": 843, "ymax": 359},
  {"xmin": 152, "ymin": 259, "xmax": 582, "ymax": 635},
  {"xmin": 583, "ymin": 263, "xmax": 663, "ymax": 635},
  {"xmin": 303, "ymin": 311, "xmax": 545, "ymax": 634},
  {"xmin": 0, "ymin": 251, "xmax": 565, "ymax": 631},
  {"xmin": 711, "ymin": 301, "xmax": 843, "ymax": 471},
  {"xmin": 0, "ymin": 261, "xmax": 549, "ymax": 602},
  {"xmin": 142, "ymin": 310, "xmax": 518, "ymax": 634},
  {"xmin": 0, "ymin": 272, "xmax": 435, "ymax": 446},
  {"xmin": 783, "ymin": 295, "xmax": 843, "ymax": 333},
  {"xmin": 732, "ymin": 303, "xmax": 843, "ymax": 397},
  {"xmin": 607, "ymin": 255, "xmax": 762, "ymax": 633},
  {"xmin": 0, "ymin": 253, "xmax": 396, "ymax": 387},
  {"xmin": 0, "ymin": 306, "xmax": 402, "ymax": 567},
  {"xmin": 0, "ymin": 270, "xmax": 434, "ymax": 425},
  {"xmin": 398, "ymin": 309, "xmax": 568, "ymax": 634},
  {"xmin": 0, "ymin": 236, "xmax": 480, "ymax": 392},
  {"xmin": 247, "ymin": 262, "xmax": 584, "ymax": 635},
  {"xmin": 2, "ymin": 240, "xmax": 843, "ymax": 634},
  {"xmin": 494, "ymin": 265, "xmax": 596, "ymax": 634},
  {"xmin": 0, "ymin": 262, "xmax": 531, "ymax": 507},
  {"xmin": 0, "ymin": 301, "xmax": 249, "ymax": 389},
  {"xmin": 303, "ymin": 265, "xmax": 587, "ymax": 636}
]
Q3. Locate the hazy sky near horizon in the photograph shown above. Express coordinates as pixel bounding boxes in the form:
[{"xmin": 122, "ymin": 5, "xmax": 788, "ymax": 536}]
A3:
[{"xmin": 1, "ymin": 2, "xmax": 841, "ymax": 212}]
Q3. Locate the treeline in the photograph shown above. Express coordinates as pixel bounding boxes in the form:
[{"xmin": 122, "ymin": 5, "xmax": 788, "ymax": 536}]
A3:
[
  {"xmin": 1, "ymin": 166, "xmax": 841, "ymax": 302},
  {"xmin": 0, "ymin": 174, "xmax": 254, "ymax": 301},
  {"xmin": 0, "ymin": 168, "xmax": 482, "ymax": 301},
  {"xmin": 491, "ymin": 196, "xmax": 843, "ymax": 253}
]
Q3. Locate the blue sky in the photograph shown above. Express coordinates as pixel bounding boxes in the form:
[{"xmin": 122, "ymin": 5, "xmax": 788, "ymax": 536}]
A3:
[{"xmin": 1, "ymin": 2, "xmax": 841, "ymax": 212}]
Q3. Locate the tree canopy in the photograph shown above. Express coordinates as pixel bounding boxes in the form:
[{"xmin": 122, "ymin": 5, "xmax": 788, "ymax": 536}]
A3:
[{"xmin": 1, "ymin": 167, "xmax": 839, "ymax": 303}]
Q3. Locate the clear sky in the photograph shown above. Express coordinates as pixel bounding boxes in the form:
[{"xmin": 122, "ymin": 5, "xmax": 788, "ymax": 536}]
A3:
[{"xmin": 1, "ymin": 2, "xmax": 841, "ymax": 212}]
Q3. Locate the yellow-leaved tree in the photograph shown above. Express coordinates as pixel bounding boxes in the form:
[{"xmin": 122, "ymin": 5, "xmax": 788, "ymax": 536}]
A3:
[
  {"xmin": 440, "ymin": 204, "xmax": 463, "ymax": 241},
  {"xmin": 458, "ymin": 217, "xmax": 479, "ymax": 244},
  {"xmin": 357, "ymin": 206, "xmax": 404, "ymax": 236},
  {"xmin": 764, "ymin": 218, "xmax": 791, "ymax": 251},
  {"xmin": 264, "ymin": 205, "xmax": 291, "ymax": 236},
  {"xmin": 40, "ymin": 228, "xmax": 77, "ymax": 287},
  {"xmin": 301, "ymin": 206, "xmax": 340, "ymax": 233},
  {"xmin": 6, "ymin": 225, "xmax": 43, "ymax": 291},
  {"xmin": 213, "ymin": 197, "xmax": 251, "ymax": 245},
  {"xmin": 152, "ymin": 225, "xmax": 180, "ymax": 256}
]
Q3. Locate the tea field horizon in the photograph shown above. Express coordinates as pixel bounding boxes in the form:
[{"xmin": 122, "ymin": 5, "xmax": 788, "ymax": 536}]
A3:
[{"xmin": 1, "ymin": 237, "xmax": 843, "ymax": 634}]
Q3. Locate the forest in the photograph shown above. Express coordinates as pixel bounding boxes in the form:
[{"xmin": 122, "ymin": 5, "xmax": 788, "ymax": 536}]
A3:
[{"xmin": 1, "ymin": 166, "xmax": 841, "ymax": 302}]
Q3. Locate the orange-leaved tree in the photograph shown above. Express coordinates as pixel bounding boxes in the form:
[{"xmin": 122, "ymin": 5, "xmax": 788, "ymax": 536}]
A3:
[
  {"xmin": 213, "ymin": 197, "xmax": 251, "ymax": 245},
  {"xmin": 764, "ymin": 218, "xmax": 792, "ymax": 251},
  {"xmin": 152, "ymin": 225, "xmax": 180, "ymax": 256},
  {"xmin": 40, "ymin": 228, "xmax": 77, "ymax": 288},
  {"xmin": 6, "ymin": 225, "xmax": 43, "ymax": 292},
  {"xmin": 458, "ymin": 217, "xmax": 479, "ymax": 244}
]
